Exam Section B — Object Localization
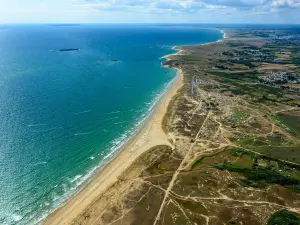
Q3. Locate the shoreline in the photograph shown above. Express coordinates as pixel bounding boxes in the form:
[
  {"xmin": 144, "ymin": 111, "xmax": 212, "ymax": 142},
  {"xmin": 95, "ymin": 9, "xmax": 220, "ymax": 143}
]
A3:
[
  {"xmin": 218, "ymin": 29, "xmax": 228, "ymax": 42},
  {"xmin": 43, "ymin": 31, "xmax": 224, "ymax": 224},
  {"xmin": 43, "ymin": 64, "xmax": 183, "ymax": 225},
  {"xmin": 221, "ymin": 29, "xmax": 228, "ymax": 39}
]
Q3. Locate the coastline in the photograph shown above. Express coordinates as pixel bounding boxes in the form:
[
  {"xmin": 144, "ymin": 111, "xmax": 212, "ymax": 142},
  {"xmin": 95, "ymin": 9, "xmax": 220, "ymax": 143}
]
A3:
[
  {"xmin": 221, "ymin": 29, "xmax": 228, "ymax": 39},
  {"xmin": 43, "ymin": 30, "xmax": 224, "ymax": 224},
  {"xmin": 39, "ymin": 27, "xmax": 300, "ymax": 225},
  {"xmin": 43, "ymin": 65, "xmax": 183, "ymax": 225}
]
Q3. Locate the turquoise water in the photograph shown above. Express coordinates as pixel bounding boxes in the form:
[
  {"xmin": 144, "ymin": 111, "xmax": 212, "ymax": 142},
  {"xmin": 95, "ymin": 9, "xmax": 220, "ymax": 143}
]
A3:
[{"xmin": 0, "ymin": 24, "xmax": 222, "ymax": 224}]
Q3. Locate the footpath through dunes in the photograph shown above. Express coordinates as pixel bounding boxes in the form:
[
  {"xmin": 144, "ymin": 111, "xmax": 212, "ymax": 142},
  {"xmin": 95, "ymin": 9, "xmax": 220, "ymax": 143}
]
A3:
[
  {"xmin": 42, "ymin": 70, "xmax": 183, "ymax": 225},
  {"xmin": 64, "ymin": 29, "xmax": 300, "ymax": 225}
]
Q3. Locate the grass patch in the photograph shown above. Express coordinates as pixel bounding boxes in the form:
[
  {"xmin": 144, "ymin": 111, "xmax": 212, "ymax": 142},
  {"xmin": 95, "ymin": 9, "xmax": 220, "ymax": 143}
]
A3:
[
  {"xmin": 215, "ymin": 163, "xmax": 300, "ymax": 193},
  {"xmin": 227, "ymin": 41, "xmax": 245, "ymax": 47},
  {"xmin": 191, "ymin": 157, "xmax": 205, "ymax": 169},
  {"xmin": 210, "ymin": 71, "xmax": 258, "ymax": 82},
  {"xmin": 255, "ymin": 145, "xmax": 300, "ymax": 164},
  {"xmin": 277, "ymin": 113, "xmax": 300, "ymax": 136},
  {"xmin": 231, "ymin": 148, "xmax": 245, "ymax": 157},
  {"xmin": 270, "ymin": 114, "xmax": 290, "ymax": 131},
  {"xmin": 233, "ymin": 155, "xmax": 253, "ymax": 169},
  {"xmin": 231, "ymin": 108, "xmax": 248, "ymax": 121},
  {"xmin": 267, "ymin": 210, "xmax": 300, "ymax": 225}
]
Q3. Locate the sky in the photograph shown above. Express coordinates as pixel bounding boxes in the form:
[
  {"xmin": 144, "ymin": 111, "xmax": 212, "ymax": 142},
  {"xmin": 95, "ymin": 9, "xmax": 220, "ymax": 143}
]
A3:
[{"xmin": 0, "ymin": 0, "xmax": 299, "ymax": 24}]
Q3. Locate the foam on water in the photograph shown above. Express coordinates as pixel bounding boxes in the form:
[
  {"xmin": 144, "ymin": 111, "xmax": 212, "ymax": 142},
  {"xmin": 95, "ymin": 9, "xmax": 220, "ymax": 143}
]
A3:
[
  {"xmin": 70, "ymin": 175, "xmax": 83, "ymax": 183},
  {"xmin": 27, "ymin": 124, "xmax": 48, "ymax": 127},
  {"xmin": 74, "ymin": 110, "xmax": 91, "ymax": 115},
  {"xmin": 12, "ymin": 215, "xmax": 22, "ymax": 222},
  {"xmin": 32, "ymin": 162, "xmax": 47, "ymax": 167},
  {"xmin": 74, "ymin": 132, "xmax": 92, "ymax": 136}
]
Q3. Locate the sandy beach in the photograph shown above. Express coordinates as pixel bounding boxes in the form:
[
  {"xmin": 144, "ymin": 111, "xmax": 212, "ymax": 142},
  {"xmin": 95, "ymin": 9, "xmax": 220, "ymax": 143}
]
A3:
[
  {"xmin": 43, "ymin": 64, "xmax": 183, "ymax": 224},
  {"xmin": 221, "ymin": 29, "xmax": 228, "ymax": 39},
  {"xmin": 217, "ymin": 29, "xmax": 228, "ymax": 42}
]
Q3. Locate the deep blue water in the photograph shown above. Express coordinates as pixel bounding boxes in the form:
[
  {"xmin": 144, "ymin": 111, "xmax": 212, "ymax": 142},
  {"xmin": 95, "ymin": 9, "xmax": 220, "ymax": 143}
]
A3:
[{"xmin": 0, "ymin": 24, "xmax": 222, "ymax": 224}]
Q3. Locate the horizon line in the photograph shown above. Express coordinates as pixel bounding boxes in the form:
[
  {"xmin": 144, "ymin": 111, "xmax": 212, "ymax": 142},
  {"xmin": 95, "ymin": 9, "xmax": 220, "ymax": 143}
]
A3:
[{"xmin": 1, "ymin": 22, "xmax": 300, "ymax": 25}]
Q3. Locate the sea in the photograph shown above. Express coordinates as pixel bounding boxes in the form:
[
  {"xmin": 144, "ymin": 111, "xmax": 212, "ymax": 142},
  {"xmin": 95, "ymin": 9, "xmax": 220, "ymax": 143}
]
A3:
[{"xmin": 0, "ymin": 24, "xmax": 222, "ymax": 224}]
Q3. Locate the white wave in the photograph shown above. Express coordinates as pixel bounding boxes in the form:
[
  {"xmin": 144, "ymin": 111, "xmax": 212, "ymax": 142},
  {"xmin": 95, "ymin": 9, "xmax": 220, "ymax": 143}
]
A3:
[
  {"xmin": 114, "ymin": 121, "xmax": 127, "ymax": 125},
  {"xmin": 75, "ymin": 110, "xmax": 91, "ymax": 115},
  {"xmin": 70, "ymin": 174, "xmax": 83, "ymax": 183},
  {"xmin": 107, "ymin": 111, "xmax": 120, "ymax": 115},
  {"xmin": 74, "ymin": 132, "xmax": 91, "ymax": 136},
  {"xmin": 27, "ymin": 124, "xmax": 48, "ymax": 127},
  {"xmin": 12, "ymin": 214, "xmax": 22, "ymax": 222},
  {"xmin": 0, "ymin": 138, "xmax": 9, "ymax": 141},
  {"xmin": 32, "ymin": 161, "xmax": 47, "ymax": 166}
]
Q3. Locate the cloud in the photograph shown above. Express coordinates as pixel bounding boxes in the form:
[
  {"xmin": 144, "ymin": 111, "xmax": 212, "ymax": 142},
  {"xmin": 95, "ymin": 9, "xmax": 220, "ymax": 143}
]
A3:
[
  {"xmin": 75, "ymin": 0, "xmax": 300, "ymax": 20},
  {"xmin": 78, "ymin": 0, "xmax": 276, "ymax": 12},
  {"xmin": 78, "ymin": 0, "xmax": 240, "ymax": 13},
  {"xmin": 2, "ymin": 0, "xmax": 299, "ymax": 23},
  {"xmin": 271, "ymin": 0, "xmax": 300, "ymax": 8}
]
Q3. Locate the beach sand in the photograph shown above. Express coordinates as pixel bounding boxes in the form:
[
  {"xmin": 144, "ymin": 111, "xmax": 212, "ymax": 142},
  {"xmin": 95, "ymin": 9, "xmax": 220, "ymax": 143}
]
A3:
[
  {"xmin": 217, "ymin": 30, "xmax": 228, "ymax": 42},
  {"xmin": 43, "ymin": 67, "xmax": 183, "ymax": 225}
]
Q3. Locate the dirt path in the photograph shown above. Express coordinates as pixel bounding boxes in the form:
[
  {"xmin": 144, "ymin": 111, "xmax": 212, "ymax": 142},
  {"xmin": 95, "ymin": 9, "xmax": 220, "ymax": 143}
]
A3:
[{"xmin": 153, "ymin": 111, "xmax": 211, "ymax": 225}]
